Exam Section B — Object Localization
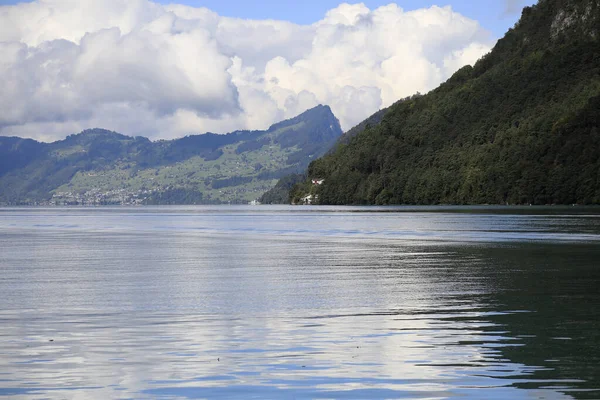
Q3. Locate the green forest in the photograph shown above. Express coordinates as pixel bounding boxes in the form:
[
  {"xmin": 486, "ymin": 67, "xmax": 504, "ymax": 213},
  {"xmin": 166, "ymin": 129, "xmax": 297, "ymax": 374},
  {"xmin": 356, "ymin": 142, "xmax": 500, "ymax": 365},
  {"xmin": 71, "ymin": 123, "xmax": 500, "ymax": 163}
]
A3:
[{"xmin": 291, "ymin": 0, "xmax": 600, "ymax": 205}]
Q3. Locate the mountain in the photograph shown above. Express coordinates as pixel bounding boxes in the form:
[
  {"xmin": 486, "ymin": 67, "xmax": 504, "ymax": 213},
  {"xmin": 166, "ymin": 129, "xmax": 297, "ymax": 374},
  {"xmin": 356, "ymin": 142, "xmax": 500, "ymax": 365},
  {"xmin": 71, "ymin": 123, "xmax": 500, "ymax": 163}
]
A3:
[
  {"xmin": 290, "ymin": 0, "xmax": 600, "ymax": 205},
  {"xmin": 0, "ymin": 105, "xmax": 342, "ymax": 205}
]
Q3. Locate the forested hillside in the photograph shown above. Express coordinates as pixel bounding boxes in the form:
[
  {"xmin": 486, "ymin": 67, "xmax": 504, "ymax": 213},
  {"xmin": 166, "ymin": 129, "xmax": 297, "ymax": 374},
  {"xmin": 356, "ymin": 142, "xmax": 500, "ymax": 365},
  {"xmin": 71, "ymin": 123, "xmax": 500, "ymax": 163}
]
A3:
[
  {"xmin": 0, "ymin": 105, "xmax": 342, "ymax": 205},
  {"xmin": 293, "ymin": 0, "xmax": 600, "ymax": 205}
]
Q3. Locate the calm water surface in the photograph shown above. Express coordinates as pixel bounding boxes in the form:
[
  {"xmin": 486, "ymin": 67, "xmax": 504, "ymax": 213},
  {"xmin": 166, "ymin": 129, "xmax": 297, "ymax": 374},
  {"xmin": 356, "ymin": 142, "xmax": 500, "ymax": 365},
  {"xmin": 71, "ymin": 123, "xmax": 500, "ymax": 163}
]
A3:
[{"xmin": 0, "ymin": 206, "xmax": 599, "ymax": 399}]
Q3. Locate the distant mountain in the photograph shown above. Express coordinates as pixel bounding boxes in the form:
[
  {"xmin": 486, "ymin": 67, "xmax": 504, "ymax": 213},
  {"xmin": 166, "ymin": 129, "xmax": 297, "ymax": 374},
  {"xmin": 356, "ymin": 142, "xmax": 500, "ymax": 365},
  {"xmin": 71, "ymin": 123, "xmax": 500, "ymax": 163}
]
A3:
[
  {"xmin": 289, "ymin": 0, "xmax": 600, "ymax": 205},
  {"xmin": 0, "ymin": 105, "xmax": 342, "ymax": 205}
]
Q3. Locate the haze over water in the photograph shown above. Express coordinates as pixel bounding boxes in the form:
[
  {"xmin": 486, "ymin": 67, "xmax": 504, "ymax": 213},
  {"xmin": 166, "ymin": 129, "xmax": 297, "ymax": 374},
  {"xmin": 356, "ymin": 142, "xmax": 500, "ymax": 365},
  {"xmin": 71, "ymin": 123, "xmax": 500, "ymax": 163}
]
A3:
[{"xmin": 1, "ymin": 206, "xmax": 599, "ymax": 399}]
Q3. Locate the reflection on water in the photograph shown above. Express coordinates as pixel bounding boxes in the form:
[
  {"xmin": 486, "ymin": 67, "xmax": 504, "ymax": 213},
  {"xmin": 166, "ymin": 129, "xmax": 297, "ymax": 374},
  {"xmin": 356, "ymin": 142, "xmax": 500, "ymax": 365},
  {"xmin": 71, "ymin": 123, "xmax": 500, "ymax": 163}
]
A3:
[{"xmin": 0, "ymin": 206, "xmax": 599, "ymax": 399}]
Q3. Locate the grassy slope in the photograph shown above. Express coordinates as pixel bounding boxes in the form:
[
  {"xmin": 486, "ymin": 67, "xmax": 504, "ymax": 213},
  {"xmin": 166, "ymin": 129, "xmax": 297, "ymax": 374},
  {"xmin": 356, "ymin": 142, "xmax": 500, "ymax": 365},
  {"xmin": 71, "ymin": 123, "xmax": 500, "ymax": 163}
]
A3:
[{"xmin": 54, "ymin": 124, "xmax": 304, "ymax": 203}]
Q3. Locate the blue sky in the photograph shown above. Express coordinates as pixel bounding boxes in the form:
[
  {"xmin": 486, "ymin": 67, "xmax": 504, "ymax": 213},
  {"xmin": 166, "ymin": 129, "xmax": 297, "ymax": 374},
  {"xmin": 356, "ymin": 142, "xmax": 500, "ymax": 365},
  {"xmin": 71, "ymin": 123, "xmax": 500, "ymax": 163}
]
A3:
[
  {"xmin": 1, "ymin": 0, "xmax": 536, "ymax": 38},
  {"xmin": 163, "ymin": 0, "xmax": 535, "ymax": 37}
]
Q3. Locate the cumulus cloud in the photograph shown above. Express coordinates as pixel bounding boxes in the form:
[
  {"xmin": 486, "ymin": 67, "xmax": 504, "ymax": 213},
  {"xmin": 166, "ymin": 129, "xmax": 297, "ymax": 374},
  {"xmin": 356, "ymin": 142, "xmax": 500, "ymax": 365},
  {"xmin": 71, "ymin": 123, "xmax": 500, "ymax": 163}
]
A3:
[{"xmin": 0, "ymin": 0, "xmax": 493, "ymax": 141}]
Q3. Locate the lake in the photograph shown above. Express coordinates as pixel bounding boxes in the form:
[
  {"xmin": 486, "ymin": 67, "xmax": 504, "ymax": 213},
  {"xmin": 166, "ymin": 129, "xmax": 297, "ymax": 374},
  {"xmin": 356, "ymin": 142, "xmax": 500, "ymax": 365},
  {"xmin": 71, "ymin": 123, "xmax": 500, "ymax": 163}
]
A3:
[{"xmin": 0, "ymin": 206, "xmax": 599, "ymax": 399}]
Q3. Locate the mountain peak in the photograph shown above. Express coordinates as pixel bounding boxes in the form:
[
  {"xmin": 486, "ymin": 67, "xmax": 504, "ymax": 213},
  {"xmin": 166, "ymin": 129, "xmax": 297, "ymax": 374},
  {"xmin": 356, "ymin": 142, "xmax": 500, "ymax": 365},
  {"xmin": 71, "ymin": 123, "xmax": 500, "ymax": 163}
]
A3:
[
  {"xmin": 76, "ymin": 128, "xmax": 121, "ymax": 137},
  {"xmin": 62, "ymin": 128, "xmax": 131, "ymax": 145},
  {"xmin": 268, "ymin": 105, "xmax": 341, "ymax": 134}
]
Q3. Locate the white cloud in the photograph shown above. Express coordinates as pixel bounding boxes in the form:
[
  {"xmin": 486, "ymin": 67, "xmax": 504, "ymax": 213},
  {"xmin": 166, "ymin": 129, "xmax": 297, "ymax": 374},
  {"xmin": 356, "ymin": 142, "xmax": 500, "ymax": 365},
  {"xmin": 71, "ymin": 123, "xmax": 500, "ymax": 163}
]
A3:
[
  {"xmin": 443, "ymin": 42, "xmax": 493, "ymax": 75},
  {"xmin": 0, "ymin": 0, "xmax": 493, "ymax": 141}
]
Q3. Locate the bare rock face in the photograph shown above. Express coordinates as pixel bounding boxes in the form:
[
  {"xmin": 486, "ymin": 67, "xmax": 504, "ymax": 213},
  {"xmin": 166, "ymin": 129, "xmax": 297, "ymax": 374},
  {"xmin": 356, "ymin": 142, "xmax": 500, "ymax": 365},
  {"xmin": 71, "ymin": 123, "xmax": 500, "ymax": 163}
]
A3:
[{"xmin": 550, "ymin": 0, "xmax": 600, "ymax": 40}]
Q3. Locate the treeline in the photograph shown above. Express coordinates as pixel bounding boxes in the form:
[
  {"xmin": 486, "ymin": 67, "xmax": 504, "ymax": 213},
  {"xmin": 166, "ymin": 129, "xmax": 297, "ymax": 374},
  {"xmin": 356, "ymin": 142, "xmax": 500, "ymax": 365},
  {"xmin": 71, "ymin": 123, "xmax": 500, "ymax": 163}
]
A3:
[
  {"xmin": 260, "ymin": 173, "xmax": 306, "ymax": 204},
  {"xmin": 143, "ymin": 188, "xmax": 206, "ymax": 205}
]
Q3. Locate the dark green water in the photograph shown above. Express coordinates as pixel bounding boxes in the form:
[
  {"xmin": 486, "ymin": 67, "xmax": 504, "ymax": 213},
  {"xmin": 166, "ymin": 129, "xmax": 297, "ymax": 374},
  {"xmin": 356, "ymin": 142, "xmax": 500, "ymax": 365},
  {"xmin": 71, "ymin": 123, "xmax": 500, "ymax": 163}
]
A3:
[{"xmin": 0, "ymin": 206, "xmax": 599, "ymax": 399}]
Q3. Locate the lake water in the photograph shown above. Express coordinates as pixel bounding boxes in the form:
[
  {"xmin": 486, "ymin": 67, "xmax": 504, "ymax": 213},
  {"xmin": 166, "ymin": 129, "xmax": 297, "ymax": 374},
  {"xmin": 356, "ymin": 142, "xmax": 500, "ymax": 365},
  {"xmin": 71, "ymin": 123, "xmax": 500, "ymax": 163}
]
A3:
[{"xmin": 0, "ymin": 206, "xmax": 599, "ymax": 399}]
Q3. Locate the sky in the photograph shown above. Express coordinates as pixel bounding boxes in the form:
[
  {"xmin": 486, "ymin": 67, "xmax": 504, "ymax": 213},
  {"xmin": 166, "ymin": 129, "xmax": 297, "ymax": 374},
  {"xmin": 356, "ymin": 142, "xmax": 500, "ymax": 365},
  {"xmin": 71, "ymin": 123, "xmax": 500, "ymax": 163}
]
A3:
[
  {"xmin": 152, "ymin": 0, "xmax": 533, "ymax": 36},
  {"xmin": 0, "ymin": 0, "xmax": 536, "ymax": 142},
  {"xmin": 0, "ymin": 0, "xmax": 535, "ymax": 36}
]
